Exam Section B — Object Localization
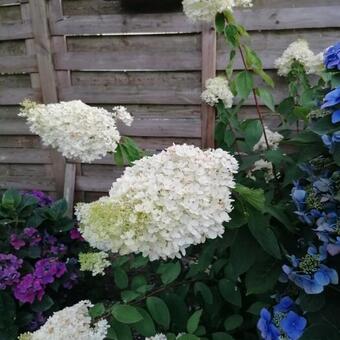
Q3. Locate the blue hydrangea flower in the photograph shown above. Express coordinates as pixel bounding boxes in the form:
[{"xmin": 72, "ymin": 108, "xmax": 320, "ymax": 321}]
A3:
[
  {"xmin": 257, "ymin": 308, "xmax": 280, "ymax": 340},
  {"xmin": 281, "ymin": 311, "xmax": 307, "ymax": 340},
  {"xmin": 282, "ymin": 245, "xmax": 338, "ymax": 294},
  {"xmin": 258, "ymin": 297, "xmax": 306, "ymax": 340},
  {"xmin": 321, "ymin": 88, "xmax": 340, "ymax": 109},
  {"xmin": 324, "ymin": 42, "xmax": 340, "ymax": 70},
  {"xmin": 322, "ymin": 132, "xmax": 340, "ymax": 153},
  {"xmin": 331, "ymin": 109, "xmax": 340, "ymax": 124}
]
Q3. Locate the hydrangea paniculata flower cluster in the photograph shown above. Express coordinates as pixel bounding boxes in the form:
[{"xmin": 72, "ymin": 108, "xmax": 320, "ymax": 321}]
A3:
[
  {"xmin": 76, "ymin": 144, "xmax": 238, "ymax": 260},
  {"xmin": 247, "ymin": 159, "xmax": 275, "ymax": 183},
  {"xmin": 275, "ymin": 39, "xmax": 324, "ymax": 76},
  {"xmin": 182, "ymin": 0, "xmax": 252, "ymax": 23},
  {"xmin": 19, "ymin": 100, "xmax": 133, "ymax": 163},
  {"xmin": 257, "ymin": 297, "xmax": 307, "ymax": 340},
  {"xmin": 18, "ymin": 300, "xmax": 108, "ymax": 340},
  {"xmin": 79, "ymin": 252, "xmax": 110, "ymax": 276},
  {"xmin": 253, "ymin": 126, "xmax": 284, "ymax": 152},
  {"xmin": 201, "ymin": 76, "xmax": 234, "ymax": 108}
]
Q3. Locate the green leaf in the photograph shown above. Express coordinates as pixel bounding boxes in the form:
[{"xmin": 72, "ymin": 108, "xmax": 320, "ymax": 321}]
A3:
[
  {"xmin": 1, "ymin": 189, "xmax": 21, "ymax": 208},
  {"xmin": 187, "ymin": 309, "xmax": 203, "ymax": 334},
  {"xmin": 234, "ymin": 71, "xmax": 253, "ymax": 99},
  {"xmin": 277, "ymin": 97, "xmax": 295, "ymax": 116},
  {"xmin": 224, "ymin": 24, "xmax": 240, "ymax": 47},
  {"xmin": 114, "ymin": 267, "xmax": 129, "ymax": 289},
  {"xmin": 300, "ymin": 324, "xmax": 340, "ymax": 340},
  {"xmin": 299, "ymin": 292, "xmax": 325, "ymax": 312},
  {"xmin": 178, "ymin": 335, "xmax": 200, "ymax": 340},
  {"xmin": 333, "ymin": 143, "xmax": 340, "ymax": 166},
  {"xmin": 132, "ymin": 308, "xmax": 156, "ymax": 337},
  {"xmin": 194, "ymin": 282, "xmax": 213, "ymax": 305},
  {"xmin": 309, "ymin": 115, "xmax": 338, "ymax": 135},
  {"xmin": 242, "ymin": 119, "xmax": 263, "ymax": 148},
  {"xmin": 146, "ymin": 297, "xmax": 170, "ymax": 329},
  {"xmin": 247, "ymin": 302, "xmax": 268, "ymax": 315},
  {"xmin": 257, "ymin": 87, "xmax": 275, "ymax": 112},
  {"xmin": 112, "ymin": 304, "xmax": 143, "ymax": 324},
  {"xmin": 89, "ymin": 303, "xmax": 106, "ymax": 318},
  {"xmin": 230, "ymin": 228, "xmax": 257, "ymax": 276},
  {"xmin": 212, "ymin": 333, "xmax": 235, "ymax": 340},
  {"xmin": 245, "ymin": 259, "xmax": 281, "ymax": 295},
  {"xmin": 218, "ymin": 279, "xmax": 241, "ymax": 307},
  {"xmin": 234, "ymin": 184, "xmax": 265, "ymax": 212},
  {"xmin": 157, "ymin": 262, "xmax": 181, "ymax": 285},
  {"xmin": 110, "ymin": 319, "xmax": 132, "ymax": 340},
  {"xmin": 32, "ymin": 295, "xmax": 54, "ymax": 313},
  {"xmin": 248, "ymin": 210, "xmax": 281, "ymax": 259},
  {"xmin": 255, "ymin": 69, "xmax": 274, "ymax": 88},
  {"xmin": 114, "ymin": 144, "xmax": 125, "ymax": 166},
  {"xmin": 215, "ymin": 13, "xmax": 225, "ymax": 33},
  {"xmin": 224, "ymin": 314, "xmax": 243, "ymax": 331},
  {"xmin": 226, "ymin": 49, "xmax": 236, "ymax": 79},
  {"xmin": 121, "ymin": 290, "xmax": 140, "ymax": 303},
  {"xmin": 243, "ymin": 45, "xmax": 262, "ymax": 70}
]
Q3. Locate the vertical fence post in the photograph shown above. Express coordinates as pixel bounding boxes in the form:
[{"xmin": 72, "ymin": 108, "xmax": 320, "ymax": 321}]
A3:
[
  {"xmin": 28, "ymin": 0, "xmax": 65, "ymax": 198},
  {"xmin": 48, "ymin": 0, "xmax": 78, "ymax": 212},
  {"xmin": 201, "ymin": 23, "xmax": 216, "ymax": 149}
]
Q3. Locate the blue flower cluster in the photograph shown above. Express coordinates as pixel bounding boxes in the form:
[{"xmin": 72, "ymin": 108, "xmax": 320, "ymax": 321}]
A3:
[
  {"xmin": 257, "ymin": 296, "xmax": 307, "ymax": 340},
  {"xmin": 282, "ymin": 245, "xmax": 338, "ymax": 294},
  {"xmin": 324, "ymin": 42, "xmax": 340, "ymax": 71}
]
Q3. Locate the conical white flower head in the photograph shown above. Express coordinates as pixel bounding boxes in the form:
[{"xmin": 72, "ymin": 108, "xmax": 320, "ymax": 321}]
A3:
[{"xmin": 76, "ymin": 144, "xmax": 238, "ymax": 260}]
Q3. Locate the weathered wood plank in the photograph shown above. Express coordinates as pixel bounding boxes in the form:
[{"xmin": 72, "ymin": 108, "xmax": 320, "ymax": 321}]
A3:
[
  {"xmin": 51, "ymin": 13, "xmax": 201, "ymax": 35},
  {"xmin": 62, "ymin": 0, "xmax": 122, "ymax": 15},
  {"xmin": 0, "ymin": 88, "xmax": 41, "ymax": 105},
  {"xmin": 0, "ymin": 176, "xmax": 56, "ymax": 191},
  {"xmin": 29, "ymin": 0, "xmax": 65, "ymax": 197},
  {"xmin": 54, "ymin": 51, "xmax": 201, "ymax": 71},
  {"xmin": 0, "ymin": 22, "xmax": 32, "ymax": 41},
  {"xmin": 0, "ymin": 136, "xmax": 41, "ymax": 148},
  {"xmin": 0, "ymin": 148, "xmax": 52, "ymax": 164},
  {"xmin": 0, "ymin": 119, "xmax": 31, "ymax": 135},
  {"xmin": 201, "ymin": 24, "xmax": 216, "ymax": 149},
  {"xmin": 235, "ymin": 6, "xmax": 340, "ymax": 30},
  {"xmin": 0, "ymin": 55, "xmax": 37, "ymax": 73},
  {"xmin": 217, "ymin": 29, "xmax": 340, "ymax": 70},
  {"xmin": 59, "ymin": 86, "xmax": 201, "ymax": 105},
  {"xmin": 0, "ymin": 0, "xmax": 20, "ymax": 5},
  {"xmin": 0, "ymin": 164, "xmax": 53, "ymax": 177},
  {"xmin": 0, "ymin": 3, "xmax": 21, "ymax": 21},
  {"xmin": 76, "ymin": 176, "xmax": 113, "ymax": 192},
  {"xmin": 0, "ymin": 41, "xmax": 26, "ymax": 56},
  {"xmin": 63, "ymin": 163, "xmax": 76, "ymax": 216}
]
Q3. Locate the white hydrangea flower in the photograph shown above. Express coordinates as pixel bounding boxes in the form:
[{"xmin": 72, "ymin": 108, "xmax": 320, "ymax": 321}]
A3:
[
  {"xmin": 18, "ymin": 301, "xmax": 108, "ymax": 340},
  {"xmin": 112, "ymin": 106, "xmax": 134, "ymax": 126},
  {"xmin": 247, "ymin": 159, "xmax": 275, "ymax": 183},
  {"xmin": 201, "ymin": 76, "xmax": 234, "ymax": 108},
  {"xmin": 275, "ymin": 39, "xmax": 324, "ymax": 76},
  {"xmin": 182, "ymin": 0, "xmax": 252, "ymax": 23},
  {"xmin": 146, "ymin": 334, "xmax": 183, "ymax": 340},
  {"xmin": 19, "ymin": 100, "xmax": 133, "ymax": 163},
  {"xmin": 253, "ymin": 127, "xmax": 283, "ymax": 152},
  {"xmin": 76, "ymin": 144, "xmax": 238, "ymax": 261},
  {"xmin": 79, "ymin": 252, "xmax": 111, "ymax": 276}
]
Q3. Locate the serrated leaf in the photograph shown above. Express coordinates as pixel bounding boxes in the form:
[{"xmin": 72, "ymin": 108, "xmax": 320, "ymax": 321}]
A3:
[
  {"xmin": 234, "ymin": 71, "xmax": 253, "ymax": 99},
  {"xmin": 257, "ymin": 87, "xmax": 275, "ymax": 112},
  {"xmin": 234, "ymin": 184, "xmax": 265, "ymax": 212}
]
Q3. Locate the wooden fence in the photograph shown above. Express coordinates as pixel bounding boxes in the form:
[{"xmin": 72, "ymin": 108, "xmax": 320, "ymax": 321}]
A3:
[{"xmin": 0, "ymin": 0, "xmax": 340, "ymax": 206}]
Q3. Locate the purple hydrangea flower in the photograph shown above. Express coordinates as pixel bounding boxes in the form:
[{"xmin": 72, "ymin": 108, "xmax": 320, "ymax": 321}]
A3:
[
  {"xmin": 13, "ymin": 274, "xmax": 45, "ymax": 304},
  {"xmin": 0, "ymin": 254, "xmax": 23, "ymax": 289},
  {"xmin": 69, "ymin": 228, "xmax": 83, "ymax": 241},
  {"xmin": 10, "ymin": 234, "xmax": 25, "ymax": 250},
  {"xmin": 34, "ymin": 258, "xmax": 67, "ymax": 285},
  {"xmin": 26, "ymin": 190, "xmax": 53, "ymax": 207},
  {"xmin": 23, "ymin": 227, "xmax": 42, "ymax": 246}
]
